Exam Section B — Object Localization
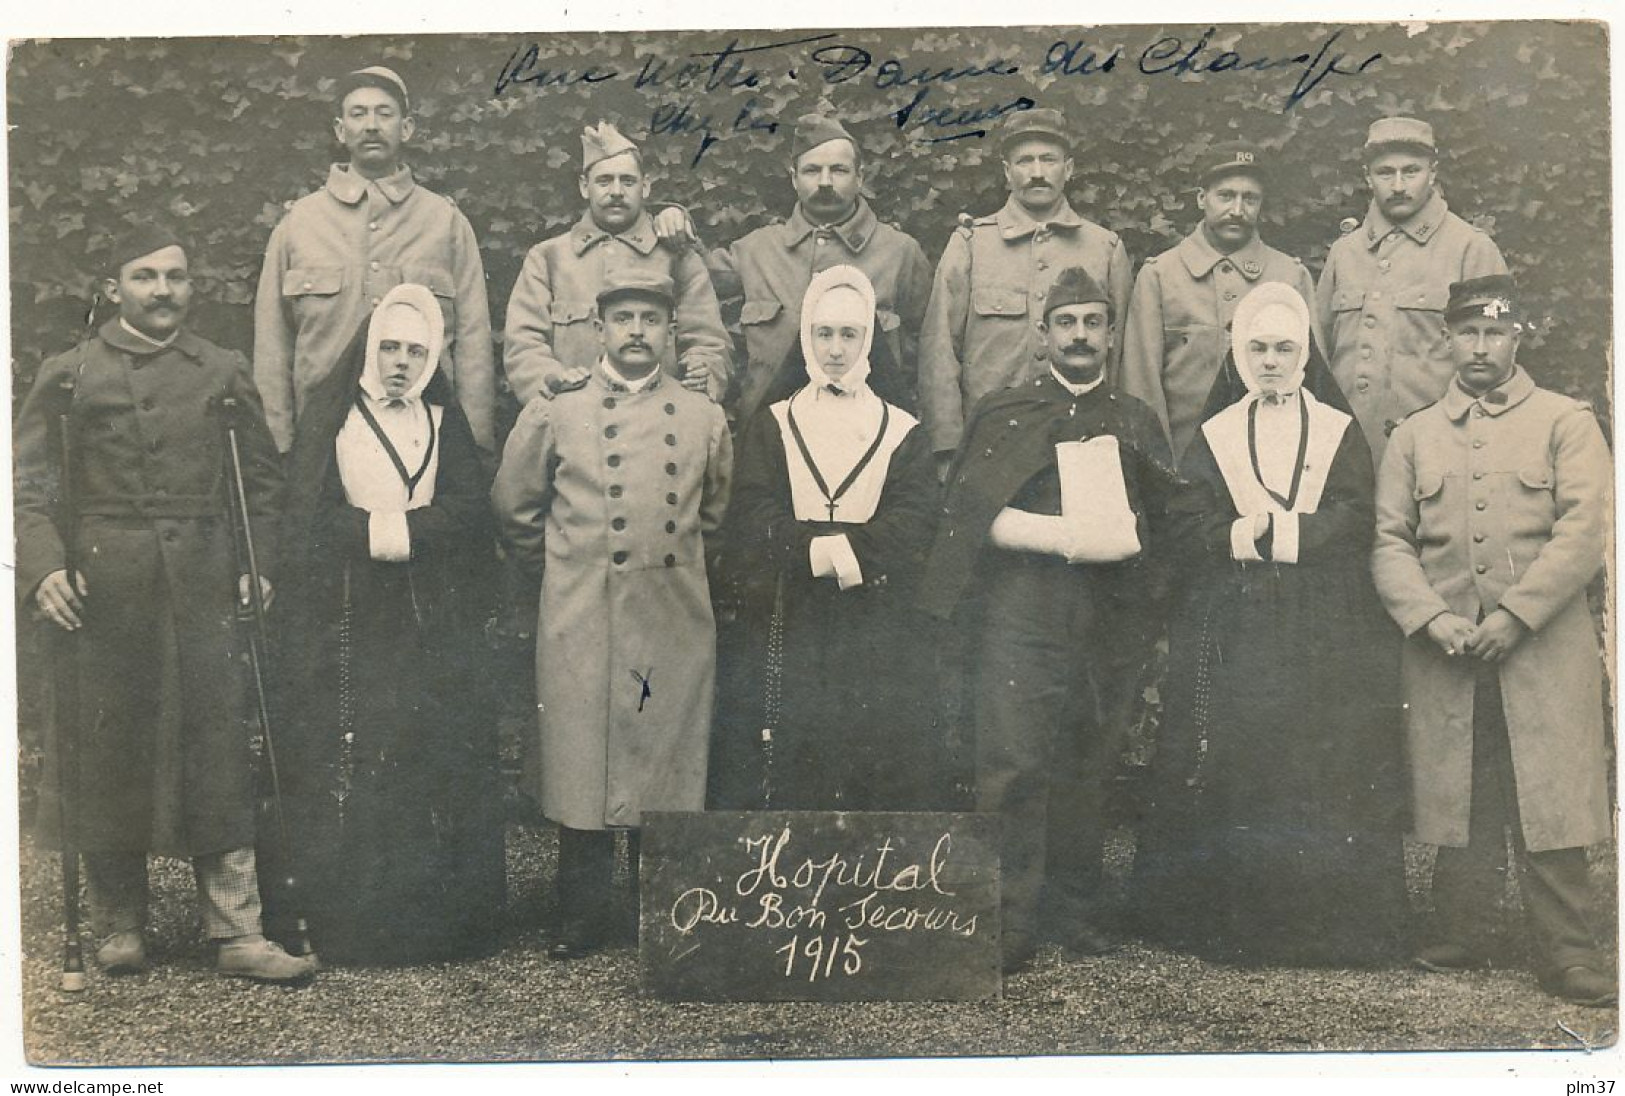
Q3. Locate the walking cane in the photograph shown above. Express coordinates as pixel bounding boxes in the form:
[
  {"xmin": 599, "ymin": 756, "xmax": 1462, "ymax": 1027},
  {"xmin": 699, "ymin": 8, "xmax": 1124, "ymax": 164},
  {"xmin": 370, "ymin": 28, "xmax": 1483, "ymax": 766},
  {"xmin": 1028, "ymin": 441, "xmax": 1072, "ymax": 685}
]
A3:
[
  {"xmin": 219, "ymin": 397, "xmax": 315, "ymax": 960},
  {"xmin": 53, "ymin": 376, "xmax": 86, "ymax": 993}
]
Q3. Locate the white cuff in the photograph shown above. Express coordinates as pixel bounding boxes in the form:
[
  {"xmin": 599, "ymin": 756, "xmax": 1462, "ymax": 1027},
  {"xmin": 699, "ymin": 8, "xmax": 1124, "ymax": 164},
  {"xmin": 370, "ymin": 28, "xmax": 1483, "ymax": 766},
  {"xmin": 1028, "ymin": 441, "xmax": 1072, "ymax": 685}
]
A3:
[
  {"xmin": 369, "ymin": 511, "xmax": 412, "ymax": 562},
  {"xmin": 1230, "ymin": 516, "xmax": 1264, "ymax": 562},
  {"xmin": 810, "ymin": 534, "xmax": 864, "ymax": 589},
  {"xmin": 1272, "ymin": 512, "xmax": 1300, "ymax": 564},
  {"xmin": 809, "ymin": 537, "xmax": 836, "ymax": 578}
]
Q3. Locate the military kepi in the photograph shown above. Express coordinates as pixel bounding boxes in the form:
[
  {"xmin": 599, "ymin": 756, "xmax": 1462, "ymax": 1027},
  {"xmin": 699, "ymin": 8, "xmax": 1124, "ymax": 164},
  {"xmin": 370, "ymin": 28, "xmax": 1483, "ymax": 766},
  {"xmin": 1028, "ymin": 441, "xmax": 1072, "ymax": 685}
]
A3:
[
  {"xmin": 337, "ymin": 65, "xmax": 410, "ymax": 112},
  {"xmin": 1445, "ymin": 274, "xmax": 1520, "ymax": 324},
  {"xmin": 997, "ymin": 107, "xmax": 1070, "ymax": 154},
  {"xmin": 1200, "ymin": 141, "xmax": 1266, "ymax": 186},
  {"xmin": 582, "ymin": 121, "xmax": 637, "ymax": 172},
  {"xmin": 109, "ymin": 222, "xmax": 184, "ymax": 272},
  {"xmin": 1044, "ymin": 266, "xmax": 1109, "ymax": 319},
  {"xmin": 597, "ymin": 270, "xmax": 676, "ymax": 314},
  {"xmin": 792, "ymin": 114, "xmax": 855, "ymax": 161},
  {"xmin": 1364, "ymin": 116, "xmax": 1435, "ymax": 157}
]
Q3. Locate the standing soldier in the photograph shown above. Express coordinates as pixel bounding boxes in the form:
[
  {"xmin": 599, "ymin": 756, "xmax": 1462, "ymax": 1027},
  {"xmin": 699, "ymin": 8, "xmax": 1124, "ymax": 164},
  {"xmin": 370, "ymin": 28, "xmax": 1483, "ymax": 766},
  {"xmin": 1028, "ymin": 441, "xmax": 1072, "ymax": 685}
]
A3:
[
  {"xmin": 16, "ymin": 224, "xmax": 314, "ymax": 982},
  {"xmin": 1317, "ymin": 117, "xmax": 1506, "ymax": 469},
  {"xmin": 254, "ymin": 65, "xmax": 496, "ymax": 454},
  {"xmin": 1372, "ymin": 275, "xmax": 1614, "ymax": 1007},
  {"xmin": 920, "ymin": 268, "xmax": 1177, "ymax": 974},
  {"xmin": 918, "ymin": 107, "xmax": 1133, "ymax": 476},
  {"xmin": 652, "ymin": 113, "xmax": 933, "ymax": 426},
  {"xmin": 1120, "ymin": 142, "xmax": 1319, "ymax": 463},
  {"xmin": 504, "ymin": 121, "xmax": 731, "ymax": 407},
  {"xmin": 493, "ymin": 272, "xmax": 732, "ymax": 960}
]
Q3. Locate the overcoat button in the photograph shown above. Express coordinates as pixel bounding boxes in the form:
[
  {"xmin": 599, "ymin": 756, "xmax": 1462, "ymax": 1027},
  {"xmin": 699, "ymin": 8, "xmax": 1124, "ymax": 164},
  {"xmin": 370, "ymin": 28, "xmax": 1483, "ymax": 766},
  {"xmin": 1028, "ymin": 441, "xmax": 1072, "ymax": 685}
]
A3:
[
  {"xmin": 666, "ymin": 462, "xmax": 678, "ymax": 475},
  {"xmin": 612, "ymin": 550, "xmax": 629, "ymax": 565},
  {"xmin": 664, "ymin": 554, "xmax": 676, "ymax": 567},
  {"xmin": 612, "ymin": 517, "xmax": 626, "ymax": 531}
]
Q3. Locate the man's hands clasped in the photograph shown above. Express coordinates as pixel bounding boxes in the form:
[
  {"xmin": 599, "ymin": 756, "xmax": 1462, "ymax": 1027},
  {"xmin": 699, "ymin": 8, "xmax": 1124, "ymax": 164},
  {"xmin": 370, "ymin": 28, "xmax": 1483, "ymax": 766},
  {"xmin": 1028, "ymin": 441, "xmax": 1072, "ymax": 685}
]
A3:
[{"xmin": 1424, "ymin": 608, "xmax": 1528, "ymax": 664}]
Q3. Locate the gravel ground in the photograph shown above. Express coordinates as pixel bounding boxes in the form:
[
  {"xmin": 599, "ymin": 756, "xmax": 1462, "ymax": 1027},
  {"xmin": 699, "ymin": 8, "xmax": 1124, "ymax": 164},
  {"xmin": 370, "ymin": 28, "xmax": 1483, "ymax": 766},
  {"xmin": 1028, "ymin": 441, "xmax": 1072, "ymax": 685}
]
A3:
[{"xmin": 18, "ymin": 824, "xmax": 1618, "ymax": 1067}]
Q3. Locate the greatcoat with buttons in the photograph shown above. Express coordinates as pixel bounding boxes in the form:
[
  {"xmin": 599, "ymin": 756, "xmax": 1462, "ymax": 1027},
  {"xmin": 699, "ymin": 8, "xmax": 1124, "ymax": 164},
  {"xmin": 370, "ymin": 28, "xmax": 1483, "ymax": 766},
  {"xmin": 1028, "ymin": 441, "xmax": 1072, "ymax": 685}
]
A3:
[
  {"xmin": 253, "ymin": 164, "xmax": 496, "ymax": 453},
  {"xmin": 1371, "ymin": 367, "xmax": 1611, "ymax": 852},
  {"xmin": 15, "ymin": 321, "xmax": 283, "ymax": 856},
  {"xmin": 703, "ymin": 199, "xmax": 933, "ymax": 426},
  {"xmin": 1120, "ymin": 228, "xmax": 1319, "ymax": 462},
  {"xmin": 503, "ymin": 211, "xmax": 731, "ymax": 407},
  {"xmin": 918, "ymin": 196, "xmax": 1134, "ymax": 455},
  {"xmin": 1316, "ymin": 192, "xmax": 1505, "ymax": 469},
  {"xmin": 492, "ymin": 363, "xmax": 732, "ymax": 830}
]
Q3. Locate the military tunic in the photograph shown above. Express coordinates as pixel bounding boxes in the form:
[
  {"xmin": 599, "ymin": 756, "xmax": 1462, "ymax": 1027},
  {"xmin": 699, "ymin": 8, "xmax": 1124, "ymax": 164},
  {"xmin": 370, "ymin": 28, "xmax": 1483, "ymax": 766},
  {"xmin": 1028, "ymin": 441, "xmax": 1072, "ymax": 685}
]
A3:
[
  {"xmin": 703, "ymin": 199, "xmax": 933, "ymax": 426},
  {"xmin": 16, "ymin": 321, "xmax": 283, "ymax": 856},
  {"xmin": 1372, "ymin": 368, "xmax": 1611, "ymax": 852},
  {"xmin": 1120, "ymin": 229, "xmax": 1319, "ymax": 461},
  {"xmin": 917, "ymin": 197, "xmax": 1133, "ymax": 454},
  {"xmin": 503, "ymin": 211, "xmax": 731, "ymax": 406},
  {"xmin": 253, "ymin": 164, "xmax": 496, "ymax": 452},
  {"xmin": 492, "ymin": 364, "xmax": 732, "ymax": 830},
  {"xmin": 1316, "ymin": 192, "xmax": 1506, "ymax": 467}
]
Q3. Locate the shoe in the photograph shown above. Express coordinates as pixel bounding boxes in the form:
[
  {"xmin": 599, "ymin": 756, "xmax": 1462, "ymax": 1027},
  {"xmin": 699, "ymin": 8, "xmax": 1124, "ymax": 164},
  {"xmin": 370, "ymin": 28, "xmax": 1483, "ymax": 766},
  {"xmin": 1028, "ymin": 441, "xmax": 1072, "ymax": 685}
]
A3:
[
  {"xmin": 1414, "ymin": 943, "xmax": 1486, "ymax": 973},
  {"xmin": 217, "ymin": 934, "xmax": 318, "ymax": 983},
  {"xmin": 1548, "ymin": 966, "xmax": 1617, "ymax": 1008},
  {"xmin": 95, "ymin": 931, "xmax": 146, "ymax": 975}
]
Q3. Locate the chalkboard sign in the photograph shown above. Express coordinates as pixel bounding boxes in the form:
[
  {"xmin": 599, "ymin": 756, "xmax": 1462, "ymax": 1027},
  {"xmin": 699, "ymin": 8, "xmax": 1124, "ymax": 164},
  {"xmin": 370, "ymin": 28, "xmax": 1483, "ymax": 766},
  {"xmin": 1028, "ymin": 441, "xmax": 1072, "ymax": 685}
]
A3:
[{"xmin": 639, "ymin": 811, "xmax": 1001, "ymax": 1001}]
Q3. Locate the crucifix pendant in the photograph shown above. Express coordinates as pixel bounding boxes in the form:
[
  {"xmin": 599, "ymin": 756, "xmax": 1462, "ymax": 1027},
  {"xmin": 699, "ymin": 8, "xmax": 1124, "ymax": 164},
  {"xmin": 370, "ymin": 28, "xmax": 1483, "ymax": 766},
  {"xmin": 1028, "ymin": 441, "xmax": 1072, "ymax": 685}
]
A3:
[{"xmin": 826, "ymin": 499, "xmax": 839, "ymax": 520}]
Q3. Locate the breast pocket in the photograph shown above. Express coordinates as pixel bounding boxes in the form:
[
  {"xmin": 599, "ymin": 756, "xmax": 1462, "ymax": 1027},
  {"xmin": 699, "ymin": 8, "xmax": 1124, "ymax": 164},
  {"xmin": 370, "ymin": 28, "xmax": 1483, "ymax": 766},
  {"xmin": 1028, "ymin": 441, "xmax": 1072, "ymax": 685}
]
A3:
[
  {"xmin": 550, "ymin": 300, "xmax": 596, "ymax": 327},
  {"xmin": 1395, "ymin": 286, "xmax": 1450, "ymax": 354},
  {"xmin": 281, "ymin": 267, "xmax": 344, "ymax": 323},
  {"xmin": 1411, "ymin": 470, "xmax": 1449, "ymax": 543},
  {"xmin": 971, "ymin": 286, "xmax": 1028, "ymax": 321},
  {"xmin": 1330, "ymin": 287, "xmax": 1365, "ymax": 314},
  {"xmin": 1507, "ymin": 462, "xmax": 1559, "ymax": 537},
  {"xmin": 402, "ymin": 264, "xmax": 455, "ymax": 300},
  {"xmin": 739, "ymin": 300, "xmax": 783, "ymax": 328}
]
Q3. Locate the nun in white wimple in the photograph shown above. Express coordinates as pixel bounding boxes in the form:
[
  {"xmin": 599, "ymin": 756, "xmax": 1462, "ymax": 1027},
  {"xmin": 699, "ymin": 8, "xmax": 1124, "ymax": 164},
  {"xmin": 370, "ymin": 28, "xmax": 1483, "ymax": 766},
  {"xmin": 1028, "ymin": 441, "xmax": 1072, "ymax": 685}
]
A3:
[
  {"xmin": 1132, "ymin": 279, "xmax": 1410, "ymax": 967},
  {"xmin": 717, "ymin": 265, "xmax": 945, "ymax": 811},
  {"xmin": 274, "ymin": 283, "xmax": 503, "ymax": 966}
]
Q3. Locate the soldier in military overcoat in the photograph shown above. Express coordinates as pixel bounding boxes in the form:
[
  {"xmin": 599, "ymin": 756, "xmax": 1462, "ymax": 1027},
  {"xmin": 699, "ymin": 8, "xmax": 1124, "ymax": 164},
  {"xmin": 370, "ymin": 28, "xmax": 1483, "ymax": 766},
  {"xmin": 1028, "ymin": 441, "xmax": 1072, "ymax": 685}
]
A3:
[
  {"xmin": 1317, "ymin": 117, "xmax": 1506, "ymax": 468},
  {"xmin": 917, "ymin": 108, "xmax": 1134, "ymax": 473},
  {"xmin": 1372, "ymin": 275, "xmax": 1614, "ymax": 1006},
  {"xmin": 503, "ymin": 121, "xmax": 731, "ymax": 407},
  {"xmin": 17, "ymin": 225, "xmax": 314, "ymax": 982},
  {"xmin": 1120, "ymin": 142, "xmax": 1320, "ymax": 462}
]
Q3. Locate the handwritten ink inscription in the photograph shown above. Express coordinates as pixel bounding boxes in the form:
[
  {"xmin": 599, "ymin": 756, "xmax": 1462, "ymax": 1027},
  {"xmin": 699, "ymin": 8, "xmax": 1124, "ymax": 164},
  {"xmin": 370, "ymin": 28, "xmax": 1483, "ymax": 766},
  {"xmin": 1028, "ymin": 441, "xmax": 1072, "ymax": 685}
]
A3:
[
  {"xmin": 639, "ymin": 811, "xmax": 1000, "ymax": 1001},
  {"xmin": 492, "ymin": 27, "xmax": 1383, "ymax": 165}
]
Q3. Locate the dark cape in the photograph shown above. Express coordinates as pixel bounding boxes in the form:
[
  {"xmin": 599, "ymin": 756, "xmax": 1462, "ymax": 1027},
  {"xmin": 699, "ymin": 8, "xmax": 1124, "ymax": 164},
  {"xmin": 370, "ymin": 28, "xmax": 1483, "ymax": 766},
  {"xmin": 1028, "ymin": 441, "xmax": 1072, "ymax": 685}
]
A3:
[
  {"xmin": 263, "ymin": 321, "xmax": 504, "ymax": 965},
  {"xmin": 710, "ymin": 341, "xmax": 949, "ymax": 811},
  {"xmin": 1131, "ymin": 349, "xmax": 1410, "ymax": 966}
]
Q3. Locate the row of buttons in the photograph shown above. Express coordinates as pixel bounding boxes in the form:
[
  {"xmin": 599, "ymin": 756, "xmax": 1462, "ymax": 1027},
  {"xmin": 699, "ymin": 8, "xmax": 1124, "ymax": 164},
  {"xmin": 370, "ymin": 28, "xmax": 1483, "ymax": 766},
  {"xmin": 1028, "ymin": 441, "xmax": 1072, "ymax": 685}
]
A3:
[{"xmin": 604, "ymin": 394, "xmax": 687, "ymax": 569}]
